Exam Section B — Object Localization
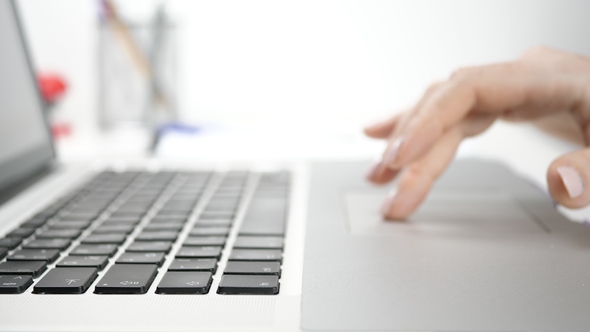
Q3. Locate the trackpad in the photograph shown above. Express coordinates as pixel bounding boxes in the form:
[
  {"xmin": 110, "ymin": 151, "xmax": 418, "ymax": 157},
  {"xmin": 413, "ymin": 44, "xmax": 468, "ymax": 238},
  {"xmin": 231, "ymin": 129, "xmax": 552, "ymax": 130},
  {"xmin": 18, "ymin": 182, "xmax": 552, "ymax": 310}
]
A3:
[{"xmin": 344, "ymin": 189, "xmax": 548, "ymax": 237}]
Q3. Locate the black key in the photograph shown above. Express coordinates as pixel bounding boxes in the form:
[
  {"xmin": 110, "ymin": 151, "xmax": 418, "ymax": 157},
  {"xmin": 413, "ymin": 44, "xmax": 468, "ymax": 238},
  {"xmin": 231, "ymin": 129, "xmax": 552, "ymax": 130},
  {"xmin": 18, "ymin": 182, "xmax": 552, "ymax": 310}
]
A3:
[
  {"xmin": 194, "ymin": 219, "xmax": 233, "ymax": 227},
  {"xmin": 58, "ymin": 215, "xmax": 97, "ymax": 222},
  {"xmin": 70, "ymin": 244, "xmax": 118, "ymax": 257},
  {"xmin": 176, "ymin": 246, "xmax": 222, "ymax": 259},
  {"xmin": 20, "ymin": 218, "xmax": 48, "ymax": 228},
  {"xmin": 135, "ymin": 231, "xmax": 178, "ymax": 241},
  {"xmin": 116, "ymin": 252, "xmax": 165, "ymax": 266},
  {"xmin": 228, "ymin": 249, "xmax": 282, "ymax": 262},
  {"xmin": 34, "ymin": 267, "xmax": 98, "ymax": 294},
  {"xmin": 0, "ymin": 261, "xmax": 47, "ymax": 277},
  {"xmin": 111, "ymin": 211, "xmax": 144, "ymax": 219},
  {"xmin": 155, "ymin": 211, "xmax": 191, "ymax": 218},
  {"xmin": 82, "ymin": 233, "xmax": 127, "ymax": 245},
  {"xmin": 150, "ymin": 217, "xmax": 186, "ymax": 224},
  {"xmin": 0, "ymin": 237, "xmax": 22, "ymax": 249},
  {"xmin": 6, "ymin": 228, "xmax": 36, "ymax": 238},
  {"xmin": 94, "ymin": 264, "xmax": 158, "ymax": 294},
  {"xmin": 48, "ymin": 221, "xmax": 92, "ymax": 230},
  {"xmin": 93, "ymin": 224, "xmax": 135, "ymax": 234},
  {"xmin": 0, "ymin": 248, "xmax": 6, "ymax": 260},
  {"xmin": 0, "ymin": 275, "xmax": 33, "ymax": 294},
  {"xmin": 102, "ymin": 217, "xmax": 141, "ymax": 225},
  {"xmin": 217, "ymin": 275, "xmax": 279, "ymax": 295},
  {"xmin": 126, "ymin": 241, "xmax": 172, "ymax": 253},
  {"xmin": 143, "ymin": 223, "xmax": 184, "ymax": 231},
  {"xmin": 168, "ymin": 258, "xmax": 217, "ymax": 273},
  {"xmin": 183, "ymin": 236, "xmax": 226, "ymax": 247},
  {"xmin": 189, "ymin": 227, "xmax": 230, "ymax": 236},
  {"xmin": 23, "ymin": 239, "xmax": 71, "ymax": 250},
  {"xmin": 156, "ymin": 271, "xmax": 212, "ymax": 294},
  {"xmin": 224, "ymin": 261, "xmax": 281, "ymax": 276},
  {"xmin": 233, "ymin": 236, "xmax": 284, "ymax": 249},
  {"xmin": 8, "ymin": 249, "xmax": 60, "ymax": 263},
  {"xmin": 57, "ymin": 256, "xmax": 109, "ymax": 270},
  {"xmin": 239, "ymin": 195, "xmax": 286, "ymax": 236},
  {"xmin": 36, "ymin": 229, "xmax": 81, "ymax": 239}
]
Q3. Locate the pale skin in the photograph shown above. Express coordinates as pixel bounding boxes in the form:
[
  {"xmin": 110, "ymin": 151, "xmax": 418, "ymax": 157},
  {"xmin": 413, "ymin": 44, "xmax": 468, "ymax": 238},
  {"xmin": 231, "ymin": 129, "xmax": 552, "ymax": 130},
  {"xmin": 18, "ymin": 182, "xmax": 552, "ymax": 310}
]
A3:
[{"xmin": 365, "ymin": 47, "xmax": 590, "ymax": 220}]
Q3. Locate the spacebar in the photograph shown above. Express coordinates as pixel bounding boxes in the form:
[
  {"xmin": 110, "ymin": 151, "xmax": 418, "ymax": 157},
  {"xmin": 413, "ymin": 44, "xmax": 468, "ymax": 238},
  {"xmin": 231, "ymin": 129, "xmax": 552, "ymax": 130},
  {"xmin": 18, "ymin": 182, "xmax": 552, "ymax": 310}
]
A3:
[{"xmin": 239, "ymin": 195, "xmax": 287, "ymax": 236}]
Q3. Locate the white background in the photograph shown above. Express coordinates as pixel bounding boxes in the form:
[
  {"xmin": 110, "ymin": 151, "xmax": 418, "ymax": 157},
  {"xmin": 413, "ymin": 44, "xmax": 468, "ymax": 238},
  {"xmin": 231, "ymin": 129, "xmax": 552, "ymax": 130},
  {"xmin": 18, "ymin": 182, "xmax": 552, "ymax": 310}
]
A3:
[{"xmin": 18, "ymin": 0, "xmax": 590, "ymax": 129}]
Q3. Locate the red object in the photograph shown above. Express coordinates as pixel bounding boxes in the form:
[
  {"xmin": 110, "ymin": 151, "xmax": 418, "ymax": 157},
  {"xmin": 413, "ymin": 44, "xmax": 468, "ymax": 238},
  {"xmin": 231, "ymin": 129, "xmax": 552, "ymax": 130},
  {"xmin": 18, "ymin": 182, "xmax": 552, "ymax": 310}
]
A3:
[
  {"xmin": 37, "ymin": 73, "xmax": 67, "ymax": 104},
  {"xmin": 51, "ymin": 123, "xmax": 72, "ymax": 139}
]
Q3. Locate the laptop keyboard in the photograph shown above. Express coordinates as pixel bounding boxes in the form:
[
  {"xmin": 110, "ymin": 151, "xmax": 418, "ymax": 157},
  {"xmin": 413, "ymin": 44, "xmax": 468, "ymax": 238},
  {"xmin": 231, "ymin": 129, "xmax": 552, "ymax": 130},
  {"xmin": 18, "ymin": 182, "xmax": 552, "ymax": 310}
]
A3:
[{"xmin": 0, "ymin": 170, "xmax": 290, "ymax": 295}]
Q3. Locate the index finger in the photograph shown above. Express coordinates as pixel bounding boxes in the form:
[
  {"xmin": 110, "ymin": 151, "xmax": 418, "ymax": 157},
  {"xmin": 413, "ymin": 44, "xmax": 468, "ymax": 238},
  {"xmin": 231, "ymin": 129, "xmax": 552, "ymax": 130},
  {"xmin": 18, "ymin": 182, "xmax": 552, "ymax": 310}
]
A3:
[{"xmin": 382, "ymin": 62, "xmax": 587, "ymax": 170}]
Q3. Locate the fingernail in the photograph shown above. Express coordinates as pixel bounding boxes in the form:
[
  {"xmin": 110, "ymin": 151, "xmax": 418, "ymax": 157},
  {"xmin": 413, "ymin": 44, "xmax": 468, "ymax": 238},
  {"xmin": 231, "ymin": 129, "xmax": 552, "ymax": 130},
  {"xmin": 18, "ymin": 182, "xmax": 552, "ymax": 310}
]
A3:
[
  {"xmin": 366, "ymin": 162, "xmax": 383, "ymax": 179},
  {"xmin": 383, "ymin": 137, "xmax": 404, "ymax": 167},
  {"xmin": 557, "ymin": 166, "xmax": 584, "ymax": 199},
  {"xmin": 380, "ymin": 189, "xmax": 397, "ymax": 216}
]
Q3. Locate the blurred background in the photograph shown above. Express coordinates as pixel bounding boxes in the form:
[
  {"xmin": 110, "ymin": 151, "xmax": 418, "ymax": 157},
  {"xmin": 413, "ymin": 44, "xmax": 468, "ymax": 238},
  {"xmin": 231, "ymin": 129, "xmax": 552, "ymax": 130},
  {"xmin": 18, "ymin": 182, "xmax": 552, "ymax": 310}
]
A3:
[{"xmin": 15, "ymin": 0, "xmax": 590, "ymax": 210}]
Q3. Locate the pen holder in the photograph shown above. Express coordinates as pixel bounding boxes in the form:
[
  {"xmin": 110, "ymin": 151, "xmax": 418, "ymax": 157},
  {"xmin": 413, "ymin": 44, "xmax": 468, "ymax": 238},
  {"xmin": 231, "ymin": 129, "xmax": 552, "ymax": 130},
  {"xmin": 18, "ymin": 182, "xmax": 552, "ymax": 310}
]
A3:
[{"xmin": 98, "ymin": 18, "xmax": 177, "ymax": 131}]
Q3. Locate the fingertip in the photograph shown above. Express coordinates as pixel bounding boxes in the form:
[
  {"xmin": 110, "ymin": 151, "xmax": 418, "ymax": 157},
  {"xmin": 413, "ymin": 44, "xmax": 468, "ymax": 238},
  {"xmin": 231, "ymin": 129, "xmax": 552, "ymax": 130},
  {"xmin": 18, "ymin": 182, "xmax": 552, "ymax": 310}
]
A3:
[
  {"xmin": 380, "ymin": 167, "xmax": 432, "ymax": 221},
  {"xmin": 547, "ymin": 154, "xmax": 590, "ymax": 209}
]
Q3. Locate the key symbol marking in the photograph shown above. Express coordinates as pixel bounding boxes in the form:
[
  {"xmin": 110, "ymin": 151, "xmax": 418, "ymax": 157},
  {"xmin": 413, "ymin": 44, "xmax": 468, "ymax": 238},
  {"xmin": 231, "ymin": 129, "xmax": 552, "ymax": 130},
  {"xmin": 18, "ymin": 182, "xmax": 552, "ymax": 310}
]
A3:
[{"xmin": 65, "ymin": 279, "xmax": 79, "ymax": 285}]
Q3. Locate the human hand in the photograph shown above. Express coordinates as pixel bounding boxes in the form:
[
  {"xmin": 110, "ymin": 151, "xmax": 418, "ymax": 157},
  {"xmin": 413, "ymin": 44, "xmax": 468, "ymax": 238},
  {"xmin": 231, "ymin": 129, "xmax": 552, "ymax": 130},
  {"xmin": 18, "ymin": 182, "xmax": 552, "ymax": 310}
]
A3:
[{"xmin": 365, "ymin": 47, "xmax": 590, "ymax": 220}]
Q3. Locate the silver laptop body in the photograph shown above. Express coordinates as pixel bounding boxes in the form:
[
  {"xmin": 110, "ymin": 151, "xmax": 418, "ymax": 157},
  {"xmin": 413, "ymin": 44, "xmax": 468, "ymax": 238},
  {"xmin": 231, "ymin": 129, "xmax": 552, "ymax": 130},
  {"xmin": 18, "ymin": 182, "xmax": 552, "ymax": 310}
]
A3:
[{"xmin": 2, "ymin": 1, "xmax": 590, "ymax": 331}]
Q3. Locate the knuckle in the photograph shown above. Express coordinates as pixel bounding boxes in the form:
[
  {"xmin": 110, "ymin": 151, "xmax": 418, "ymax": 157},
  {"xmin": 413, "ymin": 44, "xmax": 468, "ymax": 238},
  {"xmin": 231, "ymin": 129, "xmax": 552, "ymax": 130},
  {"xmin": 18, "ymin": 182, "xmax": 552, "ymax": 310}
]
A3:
[
  {"xmin": 449, "ymin": 67, "xmax": 477, "ymax": 82},
  {"xmin": 521, "ymin": 45, "xmax": 553, "ymax": 58},
  {"xmin": 403, "ymin": 165, "xmax": 432, "ymax": 183},
  {"xmin": 425, "ymin": 81, "xmax": 443, "ymax": 96}
]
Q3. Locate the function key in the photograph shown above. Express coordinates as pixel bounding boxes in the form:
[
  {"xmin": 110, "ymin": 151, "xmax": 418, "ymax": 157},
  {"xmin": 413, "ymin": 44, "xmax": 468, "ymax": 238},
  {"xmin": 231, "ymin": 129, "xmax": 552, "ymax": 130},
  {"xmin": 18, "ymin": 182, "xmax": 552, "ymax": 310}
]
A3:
[
  {"xmin": 33, "ymin": 267, "xmax": 98, "ymax": 294},
  {"xmin": 156, "ymin": 271, "xmax": 212, "ymax": 294},
  {"xmin": 0, "ymin": 261, "xmax": 47, "ymax": 277},
  {"xmin": 94, "ymin": 264, "xmax": 158, "ymax": 294},
  {"xmin": 217, "ymin": 275, "xmax": 279, "ymax": 295},
  {"xmin": 0, "ymin": 275, "xmax": 33, "ymax": 294},
  {"xmin": 168, "ymin": 258, "xmax": 217, "ymax": 273}
]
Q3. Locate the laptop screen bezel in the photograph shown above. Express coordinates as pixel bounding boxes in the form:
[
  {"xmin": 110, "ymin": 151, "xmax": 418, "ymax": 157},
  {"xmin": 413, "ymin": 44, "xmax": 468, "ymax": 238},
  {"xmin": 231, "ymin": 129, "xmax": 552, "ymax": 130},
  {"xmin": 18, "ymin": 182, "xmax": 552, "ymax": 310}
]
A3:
[{"xmin": 0, "ymin": 0, "xmax": 56, "ymax": 197}]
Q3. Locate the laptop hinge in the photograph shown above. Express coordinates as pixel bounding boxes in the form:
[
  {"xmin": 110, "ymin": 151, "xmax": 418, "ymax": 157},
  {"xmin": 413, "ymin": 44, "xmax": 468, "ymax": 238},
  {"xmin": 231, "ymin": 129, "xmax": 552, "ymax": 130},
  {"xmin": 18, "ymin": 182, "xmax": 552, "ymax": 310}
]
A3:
[{"xmin": 0, "ymin": 162, "xmax": 58, "ymax": 207}]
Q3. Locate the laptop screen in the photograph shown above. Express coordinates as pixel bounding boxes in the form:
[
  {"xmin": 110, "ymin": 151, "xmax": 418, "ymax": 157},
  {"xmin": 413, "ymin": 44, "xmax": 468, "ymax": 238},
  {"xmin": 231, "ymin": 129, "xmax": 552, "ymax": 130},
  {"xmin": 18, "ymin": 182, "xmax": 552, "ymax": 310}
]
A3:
[{"xmin": 0, "ymin": 0, "xmax": 55, "ymax": 193}]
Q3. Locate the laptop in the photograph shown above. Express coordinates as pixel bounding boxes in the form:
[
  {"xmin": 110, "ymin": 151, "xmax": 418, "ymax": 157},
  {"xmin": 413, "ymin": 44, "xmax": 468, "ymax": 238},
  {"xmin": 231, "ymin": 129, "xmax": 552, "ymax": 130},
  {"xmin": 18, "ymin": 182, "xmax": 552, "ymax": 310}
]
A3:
[{"xmin": 2, "ymin": 1, "xmax": 590, "ymax": 331}]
